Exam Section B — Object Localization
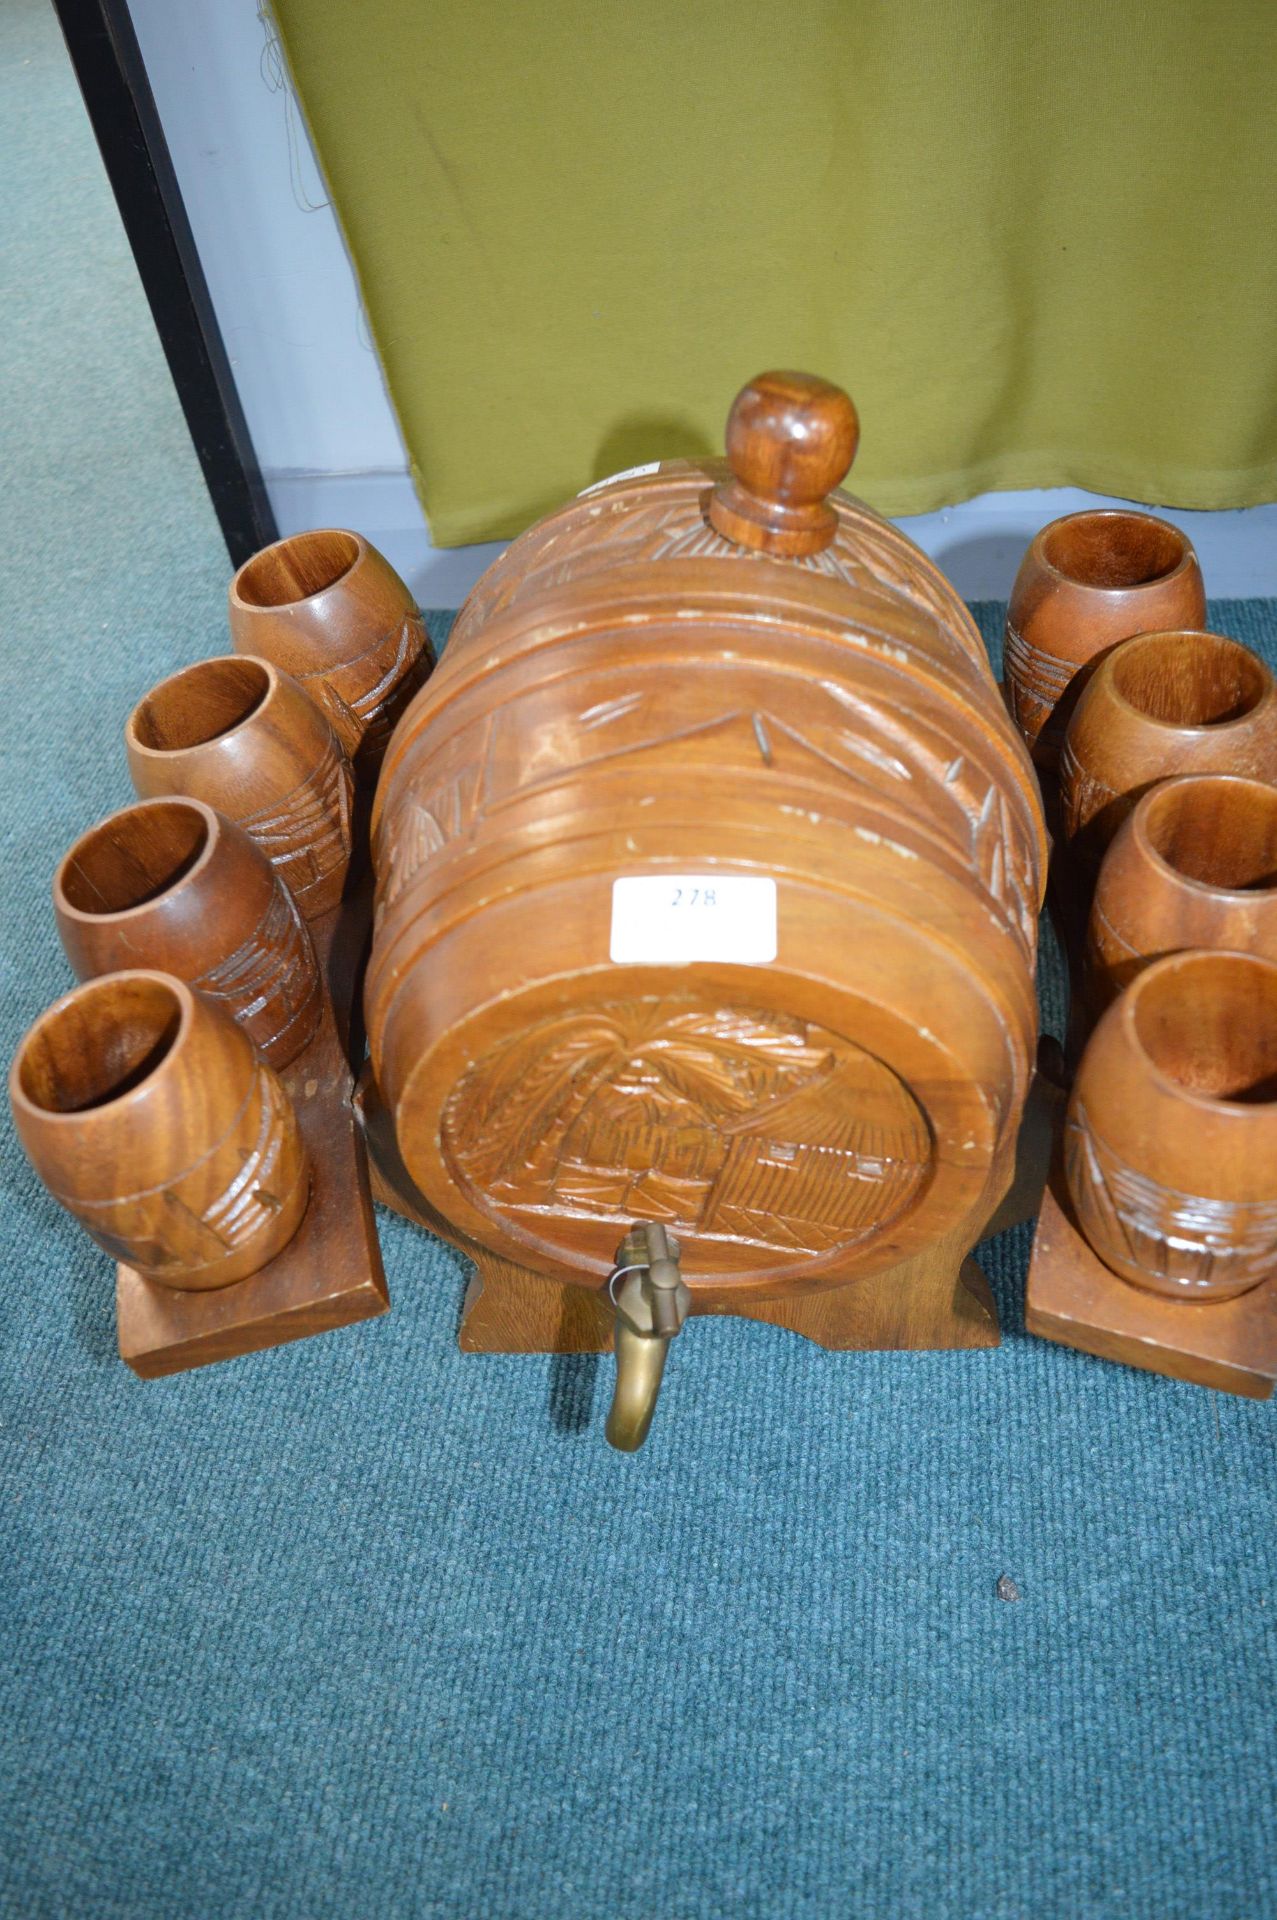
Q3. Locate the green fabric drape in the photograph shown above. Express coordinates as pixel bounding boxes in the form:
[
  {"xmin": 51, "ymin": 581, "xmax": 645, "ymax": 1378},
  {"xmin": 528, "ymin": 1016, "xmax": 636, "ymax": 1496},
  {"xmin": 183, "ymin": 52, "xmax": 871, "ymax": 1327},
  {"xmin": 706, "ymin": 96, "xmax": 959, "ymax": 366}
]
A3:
[{"xmin": 275, "ymin": 0, "xmax": 1277, "ymax": 547}]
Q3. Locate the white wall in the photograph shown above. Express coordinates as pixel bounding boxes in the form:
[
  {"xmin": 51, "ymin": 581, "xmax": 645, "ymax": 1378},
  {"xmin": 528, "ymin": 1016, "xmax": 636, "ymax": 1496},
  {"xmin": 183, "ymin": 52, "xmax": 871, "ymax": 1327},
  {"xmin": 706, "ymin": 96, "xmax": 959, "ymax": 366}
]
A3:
[
  {"xmin": 125, "ymin": 0, "xmax": 503, "ymax": 602},
  {"xmin": 127, "ymin": 1, "xmax": 1277, "ymax": 605},
  {"xmin": 897, "ymin": 492, "xmax": 1277, "ymax": 602}
]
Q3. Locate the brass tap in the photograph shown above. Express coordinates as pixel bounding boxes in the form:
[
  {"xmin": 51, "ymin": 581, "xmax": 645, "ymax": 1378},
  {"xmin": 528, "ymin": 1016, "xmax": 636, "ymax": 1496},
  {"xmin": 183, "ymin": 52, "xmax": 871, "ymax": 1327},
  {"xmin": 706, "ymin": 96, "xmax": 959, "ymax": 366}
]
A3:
[{"xmin": 604, "ymin": 1223, "xmax": 691, "ymax": 1452}]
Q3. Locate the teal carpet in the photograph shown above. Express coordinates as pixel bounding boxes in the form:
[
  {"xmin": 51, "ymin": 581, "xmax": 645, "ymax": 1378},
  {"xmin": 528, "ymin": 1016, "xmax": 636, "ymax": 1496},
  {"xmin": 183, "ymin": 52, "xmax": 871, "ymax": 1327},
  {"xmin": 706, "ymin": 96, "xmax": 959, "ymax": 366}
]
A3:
[{"xmin": 2, "ymin": 4, "xmax": 1275, "ymax": 1916}]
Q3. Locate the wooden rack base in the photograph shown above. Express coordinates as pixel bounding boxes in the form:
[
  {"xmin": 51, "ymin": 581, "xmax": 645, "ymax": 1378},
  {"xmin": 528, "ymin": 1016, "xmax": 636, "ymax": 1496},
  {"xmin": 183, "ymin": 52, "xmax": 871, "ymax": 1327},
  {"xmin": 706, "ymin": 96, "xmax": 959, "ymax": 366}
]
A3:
[
  {"xmin": 1026, "ymin": 1167, "xmax": 1277, "ymax": 1400},
  {"xmin": 117, "ymin": 898, "xmax": 387, "ymax": 1379}
]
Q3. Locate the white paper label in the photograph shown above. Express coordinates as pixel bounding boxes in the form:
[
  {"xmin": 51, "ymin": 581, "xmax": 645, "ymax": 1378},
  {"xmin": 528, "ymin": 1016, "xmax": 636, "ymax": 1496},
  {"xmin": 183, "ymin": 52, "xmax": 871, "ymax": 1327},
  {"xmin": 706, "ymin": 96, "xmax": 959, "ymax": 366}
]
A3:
[
  {"xmin": 609, "ymin": 875, "xmax": 777, "ymax": 965},
  {"xmin": 577, "ymin": 461, "xmax": 661, "ymax": 497}
]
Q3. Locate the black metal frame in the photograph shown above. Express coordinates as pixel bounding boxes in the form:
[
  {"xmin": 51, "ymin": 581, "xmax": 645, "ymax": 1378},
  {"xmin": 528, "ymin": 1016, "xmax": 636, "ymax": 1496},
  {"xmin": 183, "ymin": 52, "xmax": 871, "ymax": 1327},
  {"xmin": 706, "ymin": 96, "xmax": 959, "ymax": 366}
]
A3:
[{"xmin": 52, "ymin": 0, "xmax": 278, "ymax": 565}]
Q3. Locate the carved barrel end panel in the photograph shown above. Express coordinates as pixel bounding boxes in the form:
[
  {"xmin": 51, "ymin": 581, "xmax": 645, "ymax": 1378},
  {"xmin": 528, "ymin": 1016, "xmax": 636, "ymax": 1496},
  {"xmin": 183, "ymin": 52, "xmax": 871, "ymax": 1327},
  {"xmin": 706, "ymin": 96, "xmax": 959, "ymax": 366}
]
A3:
[
  {"xmin": 368, "ymin": 372, "xmax": 1047, "ymax": 1310},
  {"xmin": 440, "ymin": 999, "xmax": 931, "ymax": 1280}
]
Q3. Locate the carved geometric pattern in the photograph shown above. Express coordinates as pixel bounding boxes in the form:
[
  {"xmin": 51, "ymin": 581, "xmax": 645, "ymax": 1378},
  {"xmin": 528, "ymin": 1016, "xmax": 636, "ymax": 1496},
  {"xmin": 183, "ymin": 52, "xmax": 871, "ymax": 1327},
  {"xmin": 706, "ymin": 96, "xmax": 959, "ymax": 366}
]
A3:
[
  {"xmin": 453, "ymin": 486, "xmax": 979, "ymax": 664},
  {"xmin": 238, "ymin": 736, "xmax": 353, "ymax": 901},
  {"xmin": 347, "ymin": 614, "xmax": 432, "ymax": 756},
  {"xmin": 199, "ymin": 1064, "xmax": 301, "ymax": 1249},
  {"xmin": 193, "ymin": 884, "xmax": 320, "ymax": 1056},
  {"xmin": 413, "ymin": 483, "xmax": 1043, "ymax": 965},
  {"xmin": 812, "ymin": 684, "xmax": 1039, "ymax": 956},
  {"xmin": 1066, "ymin": 1103, "xmax": 1277, "ymax": 1294},
  {"xmin": 300, "ymin": 614, "xmax": 431, "ymax": 760},
  {"xmin": 379, "ymin": 688, "xmax": 1040, "ymax": 960},
  {"xmin": 375, "ymin": 721, "xmax": 491, "ymax": 925},
  {"xmin": 1003, "ymin": 621, "xmax": 1074, "ymax": 735},
  {"xmin": 443, "ymin": 996, "xmax": 931, "ymax": 1257},
  {"xmin": 1059, "ymin": 736, "xmax": 1119, "ymax": 841},
  {"xmin": 1088, "ymin": 894, "xmax": 1141, "ymax": 961},
  {"xmin": 57, "ymin": 1063, "xmax": 303, "ymax": 1274}
]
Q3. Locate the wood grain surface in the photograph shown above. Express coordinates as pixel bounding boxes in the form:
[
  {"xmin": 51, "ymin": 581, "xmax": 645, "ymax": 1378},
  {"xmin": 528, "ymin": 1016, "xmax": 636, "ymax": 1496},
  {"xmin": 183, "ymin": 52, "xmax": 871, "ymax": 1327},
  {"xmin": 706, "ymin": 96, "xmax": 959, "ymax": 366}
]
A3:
[
  {"xmin": 1004, "ymin": 510, "xmax": 1204, "ymax": 768},
  {"xmin": 1086, "ymin": 773, "xmax": 1277, "ymax": 1015},
  {"xmin": 367, "ymin": 372, "xmax": 1048, "ymax": 1320},
  {"xmin": 1064, "ymin": 950, "xmax": 1277, "ymax": 1303},
  {"xmin": 126, "ymin": 654, "xmax": 355, "ymax": 918},
  {"xmin": 116, "ymin": 906, "xmax": 387, "ymax": 1376},
  {"xmin": 12, "ymin": 971, "xmax": 309, "ymax": 1292},
  {"xmin": 230, "ymin": 529, "xmax": 433, "ymax": 780},
  {"xmin": 1060, "ymin": 629, "xmax": 1277, "ymax": 874},
  {"xmin": 1027, "ymin": 1166, "xmax": 1277, "ymax": 1400},
  {"xmin": 54, "ymin": 795, "xmax": 321, "ymax": 1069}
]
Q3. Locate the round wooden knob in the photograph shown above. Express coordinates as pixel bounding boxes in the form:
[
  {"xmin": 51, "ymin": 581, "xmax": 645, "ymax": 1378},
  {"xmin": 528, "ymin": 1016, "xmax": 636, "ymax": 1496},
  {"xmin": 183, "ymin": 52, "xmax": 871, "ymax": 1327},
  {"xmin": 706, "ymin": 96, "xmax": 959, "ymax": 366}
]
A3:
[{"xmin": 709, "ymin": 370, "xmax": 860, "ymax": 557}]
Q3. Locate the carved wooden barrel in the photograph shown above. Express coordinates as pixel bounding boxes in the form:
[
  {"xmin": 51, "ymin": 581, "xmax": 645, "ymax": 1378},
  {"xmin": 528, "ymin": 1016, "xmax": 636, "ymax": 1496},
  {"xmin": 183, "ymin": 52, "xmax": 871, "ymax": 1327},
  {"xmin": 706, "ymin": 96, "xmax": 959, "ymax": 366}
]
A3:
[{"xmin": 367, "ymin": 373, "xmax": 1047, "ymax": 1307}]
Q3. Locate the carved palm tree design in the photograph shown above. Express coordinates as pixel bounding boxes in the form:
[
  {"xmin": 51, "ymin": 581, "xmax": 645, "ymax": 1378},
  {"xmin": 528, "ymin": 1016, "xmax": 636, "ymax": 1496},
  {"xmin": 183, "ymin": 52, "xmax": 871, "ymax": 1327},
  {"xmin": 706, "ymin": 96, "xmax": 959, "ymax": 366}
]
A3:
[{"xmin": 443, "ymin": 996, "xmax": 930, "ymax": 1254}]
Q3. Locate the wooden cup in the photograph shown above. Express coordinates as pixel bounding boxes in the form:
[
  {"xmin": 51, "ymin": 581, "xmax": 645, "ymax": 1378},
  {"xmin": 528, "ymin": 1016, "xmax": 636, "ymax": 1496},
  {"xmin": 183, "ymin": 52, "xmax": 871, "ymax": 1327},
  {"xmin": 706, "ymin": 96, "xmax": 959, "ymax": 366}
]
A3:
[
  {"xmin": 1059, "ymin": 629, "xmax": 1277, "ymax": 875},
  {"xmin": 53, "ymin": 796, "xmax": 321, "ymax": 1069},
  {"xmin": 228, "ymin": 529, "xmax": 432, "ymax": 777},
  {"xmin": 1087, "ymin": 774, "xmax": 1277, "ymax": 1014},
  {"xmin": 10, "ymin": 972, "xmax": 310, "ymax": 1289},
  {"xmin": 125, "ymin": 655, "xmax": 354, "ymax": 918},
  {"xmin": 1005, "ymin": 511, "xmax": 1205, "ymax": 769},
  {"xmin": 1065, "ymin": 948, "xmax": 1277, "ymax": 1301}
]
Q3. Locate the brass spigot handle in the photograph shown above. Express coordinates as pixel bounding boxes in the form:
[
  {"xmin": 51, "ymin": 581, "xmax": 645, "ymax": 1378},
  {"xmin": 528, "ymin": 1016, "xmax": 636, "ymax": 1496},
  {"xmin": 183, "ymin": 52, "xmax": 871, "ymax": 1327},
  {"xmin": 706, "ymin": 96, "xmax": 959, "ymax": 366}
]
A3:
[
  {"xmin": 604, "ymin": 1224, "xmax": 690, "ymax": 1452},
  {"xmin": 606, "ymin": 1322, "xmax": 673, "ymax": 1453}
]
